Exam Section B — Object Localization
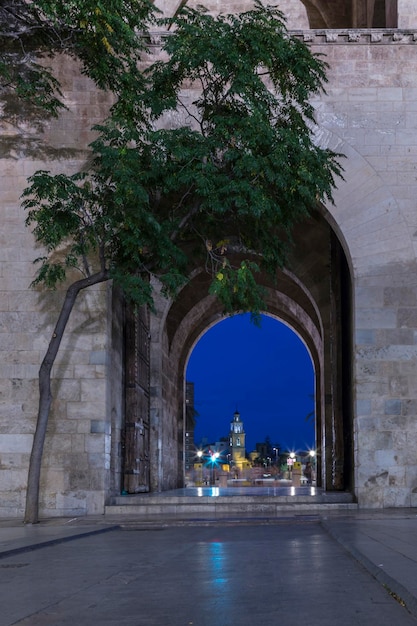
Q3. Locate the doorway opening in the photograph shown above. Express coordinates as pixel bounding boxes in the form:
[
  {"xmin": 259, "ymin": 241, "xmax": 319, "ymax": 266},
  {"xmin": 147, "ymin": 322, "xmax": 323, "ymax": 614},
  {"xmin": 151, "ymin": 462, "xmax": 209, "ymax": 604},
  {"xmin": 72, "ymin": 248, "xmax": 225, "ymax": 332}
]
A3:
[
  {"xmin": 117, "ymin": 209, "xmax": 354, "ymax": 497},
  {"xmin": 184, "ymin": 314, "xmax": 316, "ymax": 488}
]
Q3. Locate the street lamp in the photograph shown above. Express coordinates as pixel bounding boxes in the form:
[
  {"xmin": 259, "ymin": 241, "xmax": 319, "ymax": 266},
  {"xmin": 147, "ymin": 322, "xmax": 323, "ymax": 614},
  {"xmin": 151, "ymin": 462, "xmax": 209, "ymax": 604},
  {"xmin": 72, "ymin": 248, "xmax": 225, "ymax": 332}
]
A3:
[
  {"xmin": 288, "ymin": 452, "xmax": 296, "ymax": 477},
  {"xmin": 309, "ymin": 449, "xmax": 316, "ymax": 485},
  {"xmin": 209, "ymin": 451, "xmax": 220, "ymax": 485},
  {"xmin": 196, "ymin": 450, "xmax": 203, "ymax": 485}
]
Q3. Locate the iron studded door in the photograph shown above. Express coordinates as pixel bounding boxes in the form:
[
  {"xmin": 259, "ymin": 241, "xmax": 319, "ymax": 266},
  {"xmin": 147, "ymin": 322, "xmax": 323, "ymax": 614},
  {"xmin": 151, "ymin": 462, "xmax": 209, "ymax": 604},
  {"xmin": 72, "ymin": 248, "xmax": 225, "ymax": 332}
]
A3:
[{"xmin": 123, "ymin": 304, "xmax": 150, "ymax": 493}]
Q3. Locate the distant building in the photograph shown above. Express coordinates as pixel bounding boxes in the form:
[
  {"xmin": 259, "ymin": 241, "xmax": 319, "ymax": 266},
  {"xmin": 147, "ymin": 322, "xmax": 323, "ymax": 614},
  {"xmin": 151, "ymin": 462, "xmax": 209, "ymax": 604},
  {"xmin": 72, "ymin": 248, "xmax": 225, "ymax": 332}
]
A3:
[
  {"xmin": 255, "ymin": 442, "xmax": 268, "ymax": 458},
  {"xmin": 229, "ymin": 410, "xmax": 250, "ymax": 471}
]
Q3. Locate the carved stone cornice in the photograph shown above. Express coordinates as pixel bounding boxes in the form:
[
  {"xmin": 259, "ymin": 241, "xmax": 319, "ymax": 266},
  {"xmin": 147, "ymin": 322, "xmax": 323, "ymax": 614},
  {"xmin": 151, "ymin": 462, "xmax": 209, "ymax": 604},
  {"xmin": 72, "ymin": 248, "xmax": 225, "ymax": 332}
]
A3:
[
  {"xmin": 146, "ymin": 29, "xmax": 417, "ymax": 48},
  {"xmin": 292, "ymin": 29, "xmax": 417, "ymax": 44}
]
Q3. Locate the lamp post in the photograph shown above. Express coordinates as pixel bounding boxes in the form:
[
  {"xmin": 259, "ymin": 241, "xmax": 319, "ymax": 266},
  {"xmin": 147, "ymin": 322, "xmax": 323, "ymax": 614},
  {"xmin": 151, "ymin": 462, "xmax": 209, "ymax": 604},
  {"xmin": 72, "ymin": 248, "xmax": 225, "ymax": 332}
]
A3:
[
  {"xmin": 288, "ymin": 452, "xmax": 296, "ymax": 478},
  {"xmin": 196, "ymin": 450, "xmax": 203, "ymax": 485},
  {"xmin": 210, "ymin": 451, "xmax": 219, "ymax": 485},
  {"xmin": 309, "ymin": 449, "xmax": 316, "ymax": 485}
]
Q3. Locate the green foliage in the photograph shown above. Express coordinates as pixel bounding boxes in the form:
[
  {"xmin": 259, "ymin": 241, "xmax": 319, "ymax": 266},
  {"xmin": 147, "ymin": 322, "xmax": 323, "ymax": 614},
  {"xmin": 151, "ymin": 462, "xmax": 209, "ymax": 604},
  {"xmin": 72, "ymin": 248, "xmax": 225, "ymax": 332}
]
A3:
[
  {"xmin": 0, "ymin": 0, "xmax": 155, "ymax": 122},
  {"xmin": 209, "ymin": 261, "xmax": 265, "ymax": 324},
  {"xmin": 21, "ymin": 1, "xmax": 343, "ymax": 317}
]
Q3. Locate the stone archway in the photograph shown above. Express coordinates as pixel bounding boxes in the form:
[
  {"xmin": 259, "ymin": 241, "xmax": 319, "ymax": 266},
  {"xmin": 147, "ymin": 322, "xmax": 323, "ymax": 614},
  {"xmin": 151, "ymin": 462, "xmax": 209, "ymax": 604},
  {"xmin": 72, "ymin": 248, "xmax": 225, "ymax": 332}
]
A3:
[
  {"xmin": 160, "ymin": 1, "xmax": 398, "ymax": 29},
  {"xmin": 300, "ymin": 0, "xmax": 397, "ymax": 28},
  {"xmin": 140, "ymin": 209, "xmax": 353, "ymax": 496}
]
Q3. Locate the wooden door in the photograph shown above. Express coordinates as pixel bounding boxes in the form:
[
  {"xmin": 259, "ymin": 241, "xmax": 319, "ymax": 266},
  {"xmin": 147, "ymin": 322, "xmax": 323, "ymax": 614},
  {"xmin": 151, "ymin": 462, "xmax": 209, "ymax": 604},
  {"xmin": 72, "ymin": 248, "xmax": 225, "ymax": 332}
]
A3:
[{"xmin": 122, "ymin": 304, "xmax": 151, "ymax": 493}]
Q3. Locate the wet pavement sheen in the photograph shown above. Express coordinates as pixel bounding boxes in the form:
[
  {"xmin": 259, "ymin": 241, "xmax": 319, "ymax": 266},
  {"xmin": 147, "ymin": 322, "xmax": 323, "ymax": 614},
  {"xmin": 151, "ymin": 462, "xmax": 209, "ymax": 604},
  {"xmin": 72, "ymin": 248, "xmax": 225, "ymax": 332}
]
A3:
[{"xmin": 1, "ymin": 521, "xmax": 417, "ymax": 626}]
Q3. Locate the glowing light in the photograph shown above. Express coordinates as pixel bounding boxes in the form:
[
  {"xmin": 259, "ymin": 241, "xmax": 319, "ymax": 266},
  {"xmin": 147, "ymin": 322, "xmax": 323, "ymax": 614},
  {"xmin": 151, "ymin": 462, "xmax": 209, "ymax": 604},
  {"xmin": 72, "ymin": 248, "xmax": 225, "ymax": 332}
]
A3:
[{"xmin": 209, "ymin": 451, "xmax": 220, "ymax": 463}]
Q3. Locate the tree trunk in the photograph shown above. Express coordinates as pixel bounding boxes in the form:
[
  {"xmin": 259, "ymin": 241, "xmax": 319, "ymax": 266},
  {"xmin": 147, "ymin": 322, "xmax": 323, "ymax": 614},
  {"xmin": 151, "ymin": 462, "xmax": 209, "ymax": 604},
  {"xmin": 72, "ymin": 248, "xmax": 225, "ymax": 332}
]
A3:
[{"xmin": 24, "ymin": 271, "xmax": 109, "ymax": 524}]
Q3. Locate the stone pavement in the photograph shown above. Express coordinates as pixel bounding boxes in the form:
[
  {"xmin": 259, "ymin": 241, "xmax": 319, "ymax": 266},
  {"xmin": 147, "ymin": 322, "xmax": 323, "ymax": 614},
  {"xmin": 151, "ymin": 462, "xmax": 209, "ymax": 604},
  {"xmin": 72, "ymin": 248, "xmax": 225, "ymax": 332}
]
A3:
[
  {"xmin": 1, "ymin": 507, "xmax": 417, "ymax": 620},
  {"xmin": 321, "ymin": 509, "xmax": 417, "ymax": 617}
]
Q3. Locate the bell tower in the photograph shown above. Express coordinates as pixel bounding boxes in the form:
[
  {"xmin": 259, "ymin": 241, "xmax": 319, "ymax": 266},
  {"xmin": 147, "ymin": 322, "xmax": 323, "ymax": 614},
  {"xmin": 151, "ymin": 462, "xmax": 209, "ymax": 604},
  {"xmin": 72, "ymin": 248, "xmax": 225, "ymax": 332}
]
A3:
[{"xmin": 229, "ymin": 410, "xmax": 246, "ymax": 469}]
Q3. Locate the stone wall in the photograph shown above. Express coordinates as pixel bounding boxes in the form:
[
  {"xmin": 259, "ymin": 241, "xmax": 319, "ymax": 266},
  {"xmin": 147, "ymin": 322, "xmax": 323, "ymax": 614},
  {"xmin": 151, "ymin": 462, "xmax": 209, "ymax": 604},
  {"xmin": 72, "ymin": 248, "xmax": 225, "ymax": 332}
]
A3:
[
  {"xmin": 0, "ymin": 57, "xmax": 114, "ymax": 517},
  {"xmin": 2, "ymin": 1, "xmax": 417, "ymax": 516},
  {"xmin": 309, "ymin": 30, "xmax": 417, "ymax": 506},
  {"xmin": 399, "ymin": 0, "xmax": 417, "ymax": 28}
]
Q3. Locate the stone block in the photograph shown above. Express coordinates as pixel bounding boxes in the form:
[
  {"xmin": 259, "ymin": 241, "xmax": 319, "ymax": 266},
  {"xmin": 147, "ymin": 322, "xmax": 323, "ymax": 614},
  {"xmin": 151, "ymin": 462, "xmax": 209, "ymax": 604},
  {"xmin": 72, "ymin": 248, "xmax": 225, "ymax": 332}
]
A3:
[
  {"xmin": 375, "ymin": 431, "xmax": 394, "ymax": 449},
  {"xmin": 70, "ymin": 434, "xmax": 86, "ymax": 452},
  {"xmin": 355, "ymin": 328, "xmax": 375, "ymax": 346},
  {"xmin": 41, "ymin": 468, "xmax": 65, "ymax": 492},
  {"xmin": 0, "ymin": 468, "xmax": 27, "ymax": 490},
  {"xmin": 44, "ymin": 434, "xmax": 72, "ymax": 455},
  {"xmin": 86, "ymin": 490, "xmax": 105, "ymax": 515},
  {"xmin": 380, "ymin": 415, "xmax": 409, "ymax": 430},
  {"xmin": 74, "ymin": 364, "xmax": 106, "ymax": 379},
  {"xmin": 67, "ymin": 468, "xmax": 91, "ymax": 490},
  {"xmin": 89, "ymin": 350, "xmax": 107, "ymax": 365},
  {"xmin": 356, "ymin": 307, "xmax": 397, "ymax": 329},
  {"xmin": 383, "ymin": 487, "xmax": 411, "ymax": 508},
  {"xmin": 0, "ymin": 434, "xmax": 32, "ymax": 453},
  {"xmin": 90, "ymin": 420, "xmax": 109, "ymax": 434},
  {"xmin": 85, "ymin": 434, "xmax": 105, "ymax": 455},
  {"xmin": 67, "ymin": 401, "xmax": 104, "ymax": 420},
  {"xmin": 375, "ymin": 449, "xmax": 398, "ymax": 466},
  {"xmin": 356, "ymin": 399, "xmax": 372, "ymax": 416},
  {"xmin": 388, "ymin": 376, "xmax": 409, "ymax": 396},
  {"xmin": 55, "ymin": 492, "xmax": 87, "ymax": 516},
  {"xmin": 80, "ymin": 379, "xmax": 106, "ymax": 402},
  {"xmin": 384, "ymin": 399, "xmax": 402, "ymax": 415}
]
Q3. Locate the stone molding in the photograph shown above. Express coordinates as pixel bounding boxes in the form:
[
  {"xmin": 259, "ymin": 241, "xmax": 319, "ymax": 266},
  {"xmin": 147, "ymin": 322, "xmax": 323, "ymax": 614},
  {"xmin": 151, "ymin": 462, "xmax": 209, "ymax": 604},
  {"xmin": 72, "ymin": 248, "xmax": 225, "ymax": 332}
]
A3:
[
  {"xmin": 298, "ymin": 29, "xmax": 417, "ymax": 44},
  {"xmin": 147, "ymin": 29, "xmax": 417, "ymax": 47}
]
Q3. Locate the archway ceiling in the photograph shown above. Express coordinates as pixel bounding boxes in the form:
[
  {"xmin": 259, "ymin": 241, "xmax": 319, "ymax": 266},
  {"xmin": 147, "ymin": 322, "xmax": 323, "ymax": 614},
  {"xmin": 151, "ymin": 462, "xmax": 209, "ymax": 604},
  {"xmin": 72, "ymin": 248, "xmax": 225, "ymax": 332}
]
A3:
[
  {"xmin": 304, "ymin": 0, "xmax": 393, "ymax": 28},
  {"xmin": 153, "ymin": 1, "xmax": 391, "ymax": 29},
  {"xmin": 166, "ymin": 210, "xmax": 332, "ymax": 351},
  {"xmin": 302, "ymin": 0, "xmax": 351, "ymax": 28}
]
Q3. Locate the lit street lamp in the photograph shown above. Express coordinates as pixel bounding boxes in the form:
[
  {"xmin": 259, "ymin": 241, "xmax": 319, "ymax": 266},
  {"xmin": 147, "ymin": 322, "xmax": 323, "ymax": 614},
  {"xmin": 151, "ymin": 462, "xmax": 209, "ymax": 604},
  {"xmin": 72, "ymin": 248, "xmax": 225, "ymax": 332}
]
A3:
[
  {"xmin": 288, "ymin": 452, "xmax": 296, "ymax": 478},
  {"xmin": 196, "ymin": 450, "xmax": 203, "ymax": 485},
  {"xmin": 209, "ymin": 451, "xmax": 220, "ymax": 485},
  {"xmin": 309, "ymin": 449, "xmax": 316, "ymax": 485}
]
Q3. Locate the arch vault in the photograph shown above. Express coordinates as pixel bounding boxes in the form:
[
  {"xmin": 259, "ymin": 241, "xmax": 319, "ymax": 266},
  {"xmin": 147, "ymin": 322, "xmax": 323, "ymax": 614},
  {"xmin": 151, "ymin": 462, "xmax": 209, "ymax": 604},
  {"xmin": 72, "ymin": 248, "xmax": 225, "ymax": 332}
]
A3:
[{"xmin": 118, "ymin": 210, "xmax": 354, "ymax": 498}]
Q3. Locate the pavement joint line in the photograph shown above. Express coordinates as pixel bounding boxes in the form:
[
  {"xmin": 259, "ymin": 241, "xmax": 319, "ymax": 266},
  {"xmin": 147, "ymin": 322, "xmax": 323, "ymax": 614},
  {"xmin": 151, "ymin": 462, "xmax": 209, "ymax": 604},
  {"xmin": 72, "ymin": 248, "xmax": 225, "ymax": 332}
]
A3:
[
  {"xmin": 117, "ymin": 515, "xmax": 322, "ymax": 528},
  {"xmin": 4, "ymin": 511, "xmax": 417, "ymax": 622},
  {"xmin": 0, "ymin": 525, "xmax": 120, "ymax": 560},
  {"xmin": 321, "ymin": 519, "xmax": 417, "ymax": 621}
]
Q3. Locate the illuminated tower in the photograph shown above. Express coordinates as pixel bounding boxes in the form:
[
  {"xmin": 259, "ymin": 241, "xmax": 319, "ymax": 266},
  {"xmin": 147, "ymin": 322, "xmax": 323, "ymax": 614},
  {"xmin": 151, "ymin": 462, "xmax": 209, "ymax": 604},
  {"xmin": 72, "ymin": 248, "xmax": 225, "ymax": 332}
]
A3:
[{"xmin": 229, "ymin": 409, "xmax": 246, "ymax": 469}]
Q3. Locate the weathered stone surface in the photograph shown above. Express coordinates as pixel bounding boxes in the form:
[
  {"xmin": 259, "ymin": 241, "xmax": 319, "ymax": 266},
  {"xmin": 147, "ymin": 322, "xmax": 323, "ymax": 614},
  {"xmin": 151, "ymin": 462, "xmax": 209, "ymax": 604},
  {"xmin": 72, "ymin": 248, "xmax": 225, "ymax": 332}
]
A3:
[{"xmin": 2, "ymin": 2, "xmax": 417, "ymax": 516}]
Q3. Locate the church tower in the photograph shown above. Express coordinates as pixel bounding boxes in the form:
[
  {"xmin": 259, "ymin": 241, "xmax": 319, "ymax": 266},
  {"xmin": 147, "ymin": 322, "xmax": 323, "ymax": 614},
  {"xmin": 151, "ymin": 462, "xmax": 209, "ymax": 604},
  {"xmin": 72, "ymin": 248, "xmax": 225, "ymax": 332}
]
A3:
[{"xmin": 229, "ymin": 410, "xmax": 246, "ymax": 469}]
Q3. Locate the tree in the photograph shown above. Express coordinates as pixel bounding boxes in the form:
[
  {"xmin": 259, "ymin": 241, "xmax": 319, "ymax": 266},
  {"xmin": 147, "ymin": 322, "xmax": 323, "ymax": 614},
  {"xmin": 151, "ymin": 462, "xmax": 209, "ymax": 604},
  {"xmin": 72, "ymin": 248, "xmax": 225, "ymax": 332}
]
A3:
[
  {"xmin": 21, "ymin": 1, "xmax": 342, "ymax": 523},
  {"xmin": 9, "ymin": 0, "xmax": 157, "ymax": 523},
  {"xmin": 0, "ymin": 0, "xmax": 155, "ymax": 154}
]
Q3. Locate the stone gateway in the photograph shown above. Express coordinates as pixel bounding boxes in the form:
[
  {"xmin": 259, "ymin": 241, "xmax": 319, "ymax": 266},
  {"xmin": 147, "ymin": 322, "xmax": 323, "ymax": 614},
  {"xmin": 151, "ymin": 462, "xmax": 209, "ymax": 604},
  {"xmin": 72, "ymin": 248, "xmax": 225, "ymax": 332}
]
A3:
[{"xmin": 2, "ymin": 0, "xmax": 417, "ymax": 517}]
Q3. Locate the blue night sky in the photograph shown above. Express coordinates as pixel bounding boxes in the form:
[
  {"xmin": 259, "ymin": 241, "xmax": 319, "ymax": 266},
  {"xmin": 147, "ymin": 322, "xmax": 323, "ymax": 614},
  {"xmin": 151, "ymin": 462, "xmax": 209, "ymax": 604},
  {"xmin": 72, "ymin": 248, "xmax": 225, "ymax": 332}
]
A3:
[{"xmin": 186, "ymin": 313, "xmax": 315, "ymax": 454}]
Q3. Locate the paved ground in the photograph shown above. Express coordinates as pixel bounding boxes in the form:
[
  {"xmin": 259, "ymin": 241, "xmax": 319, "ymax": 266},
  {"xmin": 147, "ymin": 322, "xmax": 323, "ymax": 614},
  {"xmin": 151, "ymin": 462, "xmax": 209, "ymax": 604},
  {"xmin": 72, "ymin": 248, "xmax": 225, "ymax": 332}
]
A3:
[{"xmin": 1, "ymin": 510, "xmax": 417, "ymax": 625}]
